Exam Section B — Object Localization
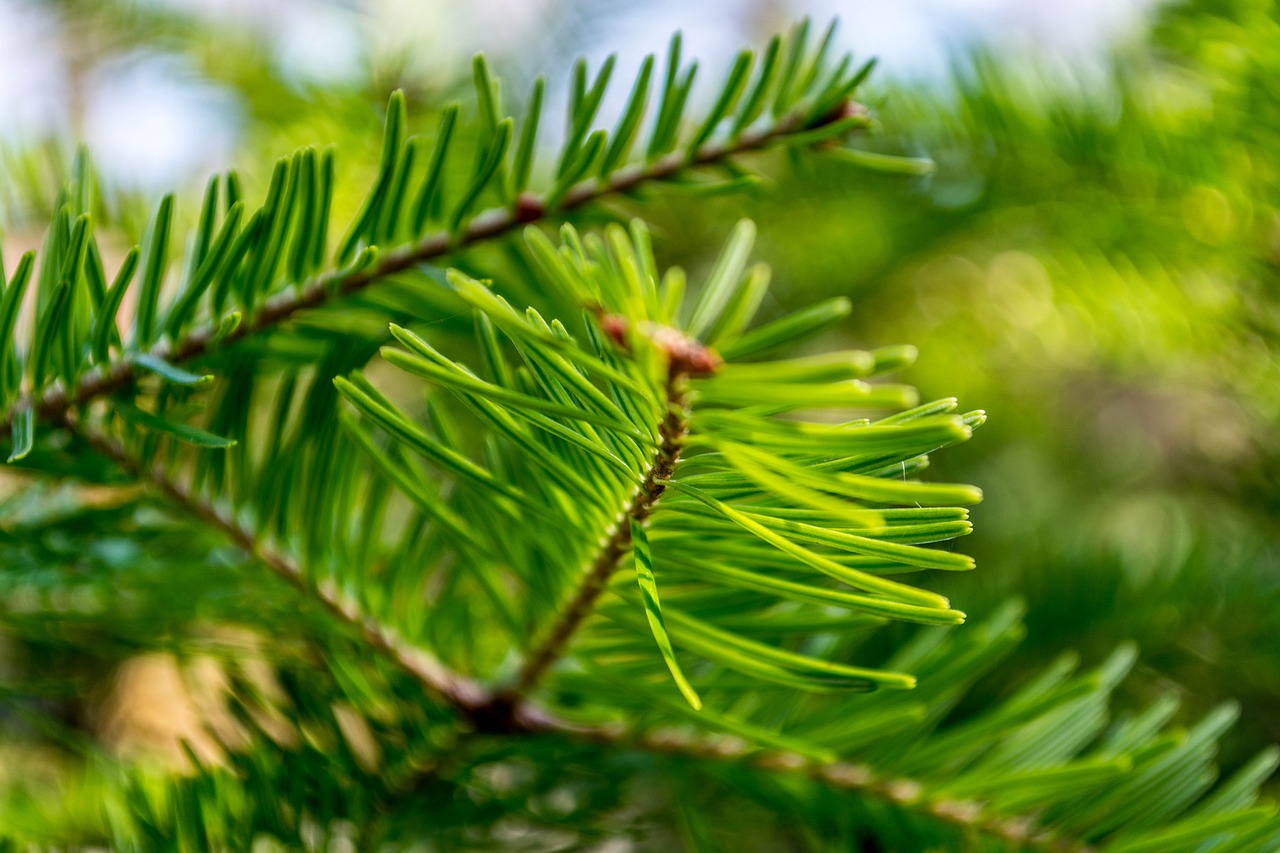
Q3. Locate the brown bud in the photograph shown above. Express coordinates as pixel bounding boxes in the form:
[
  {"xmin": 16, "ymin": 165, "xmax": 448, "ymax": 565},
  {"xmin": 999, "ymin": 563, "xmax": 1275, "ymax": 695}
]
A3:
[
  {"xmin": 600, "ymin": 313, "xmax": 630, "ymax": 349},
  {"xmin": 596, "ymin": 314, "xmax": 723, "ymax": 378},
  {"xmin": 514, "ymin": 192, "xmax": 545, "ymax": 223},
  {"xmin": 812, "ymin": 99, "xmax": 873, "ymax": 148}
]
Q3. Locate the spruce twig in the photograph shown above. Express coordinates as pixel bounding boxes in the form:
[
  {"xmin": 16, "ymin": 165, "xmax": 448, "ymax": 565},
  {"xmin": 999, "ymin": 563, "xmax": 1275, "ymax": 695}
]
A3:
[
  {"xmin": 63, "ymin": 413, "xmax": 491, "ymax": 716},
  {"xmin": 2, "ymin": 107, "xmax": 840, "ymax": 440},
  {"xmin": 496, "ymin": 371, "xmax": 691, "ymax": 714}
]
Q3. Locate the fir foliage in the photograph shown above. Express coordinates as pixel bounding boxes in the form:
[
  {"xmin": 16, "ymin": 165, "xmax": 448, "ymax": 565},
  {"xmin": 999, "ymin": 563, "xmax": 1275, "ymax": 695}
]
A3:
[{"xmin": 0, "ymin": 17, "xmax": 1276, "ymax": 852}]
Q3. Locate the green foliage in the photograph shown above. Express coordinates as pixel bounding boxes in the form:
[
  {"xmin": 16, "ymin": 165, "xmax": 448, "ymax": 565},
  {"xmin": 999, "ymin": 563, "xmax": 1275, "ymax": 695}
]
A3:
[{"xmin": 0, "ymin": 12, "xmax": 1276, "ymax": 852}]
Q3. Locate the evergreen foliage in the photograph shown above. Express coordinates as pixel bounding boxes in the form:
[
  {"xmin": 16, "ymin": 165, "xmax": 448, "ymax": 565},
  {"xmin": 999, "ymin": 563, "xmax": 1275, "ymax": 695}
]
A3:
[{"xmin": 0, "ymin": 15, "xmax": 1276, "ymax": 851}]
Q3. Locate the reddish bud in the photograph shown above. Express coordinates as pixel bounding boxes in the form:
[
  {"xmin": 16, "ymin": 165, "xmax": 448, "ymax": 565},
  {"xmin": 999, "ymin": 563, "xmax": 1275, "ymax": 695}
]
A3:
[
  {"xmin": 515, "ymin": 192, "xmax": 545, "ymax": 223},
  {"xmin": 596, "ymin": 314, "xmax": 722, "ymax": 378},
  {"xmin": 600, "ymin": 313, "xmax": 630, "ymax": 349}
]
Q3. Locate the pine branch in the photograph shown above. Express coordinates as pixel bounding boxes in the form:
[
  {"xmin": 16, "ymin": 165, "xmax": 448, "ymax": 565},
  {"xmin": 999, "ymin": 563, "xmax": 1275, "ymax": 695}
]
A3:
[
  {"xmin": 326, "ymin": 218, "xmax": 978, "ymax": 721},
  {"xmin": 60, "ymin": 409, "xmax": 614, "ymax": 739},
  {"xmin": 57, "ymin": 415, "xmax": 1257, "ymax": 853},
  {"xmin": 525, "ymin": 721, "xmax": 1096, "ymax": 853},
  {"xmin": 5, "ymin": 21, "xmax": 1274, "ymax": 851},
  {"xmin": 22, "ymin": 212, "xmax": 1277, "ymax": 853},
  {"xmin": 61, "ymin": 413, "xmax": 491, "ymax": 717},
  {"xmin": 498, "ymin": 362, "xmax": 693, "ymax": 708},
  {"xmin": 1, "ymin": 106, "xmax": 842, "ymax": 442}
]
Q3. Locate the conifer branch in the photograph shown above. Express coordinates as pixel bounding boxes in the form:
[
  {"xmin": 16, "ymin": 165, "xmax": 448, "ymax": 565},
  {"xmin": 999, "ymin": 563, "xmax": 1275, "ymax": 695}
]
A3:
[
  {"xmin": 3, "ymin": 19, "xmax": 1274, "ymax": 851},
  {"xmin": 383, "ymin": 705, "xmax": 1096, "ymax": 851},
  {"xmin": 61, "ymin": 413, "xmax": 491, "ymax": 717},
  {"xmin": 2, "ymin": 107, "xmax": 839, "ymax": 441},
  {"xmin": 534, "ymin": 721, "xmax": 1096, "ymax": 853},
  {"xmin": 503, "ymin": 375, "xmax": 691, "ymax": 705},
  {"xmin": 46, "ymin": 412, "xmax": 1183, "ymax": 852},
  {"xmin": 38, "ymin": 217, "xmax": 1248, "ymax": 853},
  {"xmin": 31, "ymin": 416, "xmax": 1119, "ymax": 853}
]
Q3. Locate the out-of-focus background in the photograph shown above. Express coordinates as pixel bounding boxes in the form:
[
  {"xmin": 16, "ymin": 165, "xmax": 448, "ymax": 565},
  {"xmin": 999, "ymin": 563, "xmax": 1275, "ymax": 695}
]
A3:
[
  {"xmin": 0, "ymin": 0, "xmax": 1159, "ymax": 190},
  {"xmin": 1, "ymin": 0, "xmax": 1277, "ymax": 795}
]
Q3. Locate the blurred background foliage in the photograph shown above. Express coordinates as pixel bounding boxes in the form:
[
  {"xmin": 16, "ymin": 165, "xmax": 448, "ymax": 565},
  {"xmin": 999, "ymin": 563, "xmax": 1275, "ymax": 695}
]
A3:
[{"xmin": 1, "ymin": 0, "xmax": 1279, "ymax": 842}]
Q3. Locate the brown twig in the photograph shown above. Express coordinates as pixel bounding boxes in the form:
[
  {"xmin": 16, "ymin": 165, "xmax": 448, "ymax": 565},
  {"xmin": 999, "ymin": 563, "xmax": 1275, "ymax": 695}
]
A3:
[
  {"xmin": 511, "ymin": 379, "xmax": 689, "ymax": 695},
  {"xmin": 65, "ymin": 416, "xmax": 1087, "ymax": 852},
  {"xmin": 55, "ymin": 293, "xmax": 1089, "ymax": 850},
  {"xmin": 3, "ymin": 108, "xmax": 829, "ymax": 439},
  {"xmin": 64, "ymin": 415, "xmax": 490, "ymax": 715},
  {"xmin": 464, "ymin": 314, "xmax": 717, "ymax": 730},
  {"xmin": 526, "ymin": 721, "xmax": 1096, "ymax": 853}
]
